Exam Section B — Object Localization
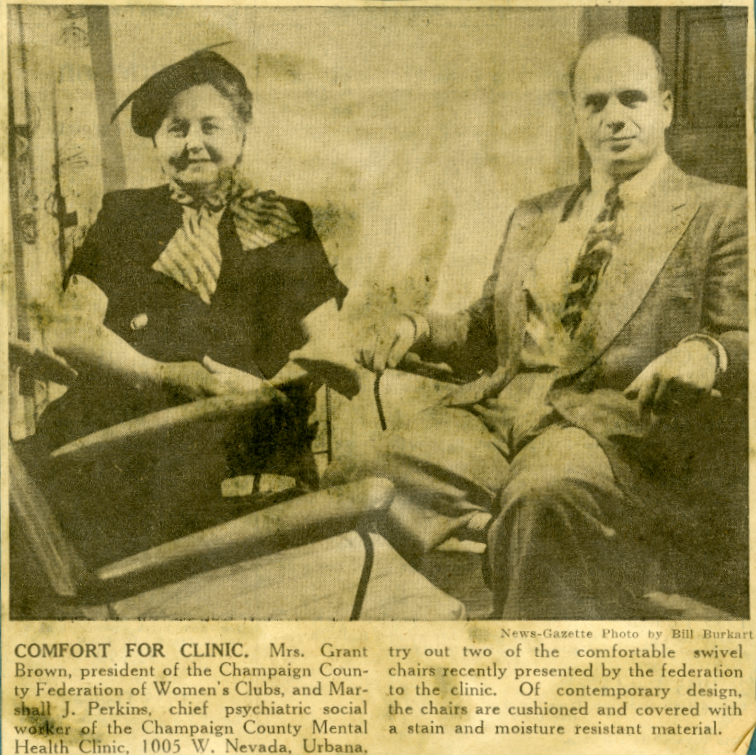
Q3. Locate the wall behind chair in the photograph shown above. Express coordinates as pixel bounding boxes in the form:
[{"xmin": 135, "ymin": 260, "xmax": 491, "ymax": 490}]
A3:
[{"xmin": 110, "ymin": 7, "xmax": 581, "ymax": 318}]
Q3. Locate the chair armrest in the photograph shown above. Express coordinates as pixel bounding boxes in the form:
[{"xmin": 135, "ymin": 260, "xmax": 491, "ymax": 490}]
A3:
[
  {"xmin": 395, "ymin": 353, "xmax": 468, "ymax": 385},
  {"xmin": 50, "ymin": 391, "xmax": 287, "ymax": 466},
  {"xmin": 93, "ymin": 478, "xmax": 395, "ymax": 595},
  {"xmin": 9, "ymin": 338, "xmax": 77, "ymax": 386}
]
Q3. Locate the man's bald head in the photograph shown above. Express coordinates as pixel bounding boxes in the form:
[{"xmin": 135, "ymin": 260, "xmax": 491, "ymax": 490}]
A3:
[{"xmin": 569, "ymin": 34, "xmax": 668, "ymax": 100}]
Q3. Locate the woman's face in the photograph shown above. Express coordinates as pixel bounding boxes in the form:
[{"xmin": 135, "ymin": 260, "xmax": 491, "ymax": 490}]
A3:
[{"xmin": 153, "ymin": 83, "xmax": 245, "ymax": 188}]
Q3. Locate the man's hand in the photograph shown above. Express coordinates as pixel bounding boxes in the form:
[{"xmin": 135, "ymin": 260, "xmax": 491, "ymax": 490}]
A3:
[
  {"xmin": 624, "ymin": 340, "xmax": 718, "ymax": 414},
  {"xmin": 358, "ymin": 316, "xmax": 419, "ymax": 374}
]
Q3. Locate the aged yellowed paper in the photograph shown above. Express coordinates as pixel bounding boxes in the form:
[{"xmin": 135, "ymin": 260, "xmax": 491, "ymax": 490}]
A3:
[{"xmin": 2, "ymin": 2, "xmax": 754, "ymax": 754}]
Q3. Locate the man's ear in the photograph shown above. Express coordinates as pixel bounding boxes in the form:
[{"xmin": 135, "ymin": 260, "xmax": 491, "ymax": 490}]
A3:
[{"xmin": 662, "ymin": 90, "xmax": 673, "ymax": 128}]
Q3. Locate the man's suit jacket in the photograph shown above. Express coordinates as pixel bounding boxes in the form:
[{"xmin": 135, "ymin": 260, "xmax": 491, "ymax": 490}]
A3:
[{"xmin": 421, "ymin": 161, "xmax": 747, "ymax": 451}]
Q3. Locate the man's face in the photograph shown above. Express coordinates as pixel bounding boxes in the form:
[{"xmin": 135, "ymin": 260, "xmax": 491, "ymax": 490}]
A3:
[{"xmin": 572, "ymin": 39, "xmax": 672, "ymax": 178}]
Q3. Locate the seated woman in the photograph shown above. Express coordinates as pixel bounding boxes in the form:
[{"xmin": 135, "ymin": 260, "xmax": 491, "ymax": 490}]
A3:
[{"xmin": 29, "ymin": 49, "xmax": 349, "ymax": 563}]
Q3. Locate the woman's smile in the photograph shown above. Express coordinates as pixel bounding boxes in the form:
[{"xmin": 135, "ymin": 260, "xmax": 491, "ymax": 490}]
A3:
[{"xmin": 153, "ymin": 83, "xmax": 245, "ymax": 190}]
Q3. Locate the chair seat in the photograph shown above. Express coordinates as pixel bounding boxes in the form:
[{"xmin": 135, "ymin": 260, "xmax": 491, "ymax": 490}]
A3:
[{"xmin": 108, "ymin": 532, "xmax": 466, "ymax": 620}]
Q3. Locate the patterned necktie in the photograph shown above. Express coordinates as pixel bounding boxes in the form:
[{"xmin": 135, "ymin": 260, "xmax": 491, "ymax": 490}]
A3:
[{"xmin": 561, "ymin": 184, "xmax": 623, "ymax": 337}]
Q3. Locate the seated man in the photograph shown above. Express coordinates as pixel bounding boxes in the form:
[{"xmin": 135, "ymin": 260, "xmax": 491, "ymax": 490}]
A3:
[{"xmin": 328, "ymin": 34, "xmax": 748, "ymax": 619}]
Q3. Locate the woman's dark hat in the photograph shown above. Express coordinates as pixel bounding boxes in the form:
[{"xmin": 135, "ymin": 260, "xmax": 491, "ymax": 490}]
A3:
[{"xmin": 112, "ymin": 46, "xmax": 250, "ymax": 138}]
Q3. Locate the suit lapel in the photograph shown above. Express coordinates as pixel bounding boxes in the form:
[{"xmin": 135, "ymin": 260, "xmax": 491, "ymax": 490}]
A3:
[
  {"xmin": 449, "ymin": 186, "xmax": 579, "ymax": 406},
  {"xmin": 559, "ymin": 163, "xmax": 702, "ymax": 376},
  {"xmin": 499, "ymin": 184, "xmax": 583, "ymax": 369}
]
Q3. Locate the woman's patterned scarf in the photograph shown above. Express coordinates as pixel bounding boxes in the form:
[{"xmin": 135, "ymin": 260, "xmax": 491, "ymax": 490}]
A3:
[{"xmin": 152, "ymin": 170, "xmax": 300, "ymax": 304}]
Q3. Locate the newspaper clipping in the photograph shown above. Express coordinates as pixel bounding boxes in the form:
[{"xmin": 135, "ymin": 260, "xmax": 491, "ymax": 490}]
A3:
[{"xmin": 3, "ymin": 3, "xmax": 754, "ymax": 754}]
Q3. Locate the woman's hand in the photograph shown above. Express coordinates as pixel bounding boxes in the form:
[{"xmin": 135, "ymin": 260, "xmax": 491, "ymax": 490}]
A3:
[
  {"xmin": 159, "ymin": 358, "xmax": 284, "ymax": 402},
  {"xmin": 158, "ymin": 361, "xmax": 222, "ymax": 401},
  {"xmin": 201, "ymin": 356, "xmax": 270, "ymax": 395}
]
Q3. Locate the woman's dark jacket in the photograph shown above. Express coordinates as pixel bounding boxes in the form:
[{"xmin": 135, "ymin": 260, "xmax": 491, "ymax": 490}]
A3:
[{"xmin": 38, "ymin": 185, "xmax": 347, "ymax": 467}]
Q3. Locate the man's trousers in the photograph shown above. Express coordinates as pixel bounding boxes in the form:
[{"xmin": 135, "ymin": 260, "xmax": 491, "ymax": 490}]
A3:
[{"xmin": 325, "ymin": 396, "xmax": 659, "ymax": 619}]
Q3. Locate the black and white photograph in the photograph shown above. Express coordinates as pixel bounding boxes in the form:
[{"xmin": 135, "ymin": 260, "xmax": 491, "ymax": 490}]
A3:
[{"xmin": 6, "ymin": 4, "xmax": 750, "ymax": 626}]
